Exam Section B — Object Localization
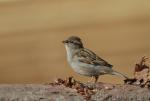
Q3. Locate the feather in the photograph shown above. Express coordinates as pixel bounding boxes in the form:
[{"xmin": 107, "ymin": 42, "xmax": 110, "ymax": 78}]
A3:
[{"xmin": 75, "ymin": 48, "xmax": 113, "ymax": 68}]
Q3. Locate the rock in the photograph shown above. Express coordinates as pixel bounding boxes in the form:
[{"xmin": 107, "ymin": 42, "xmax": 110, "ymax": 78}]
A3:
[
  {"xmin": 92, "ymin": 84, "xmax": 150, "ymax": 101},
  {"xmin": 0, "ymin": 84, "xmax": 84, "ymax": 101},
  {"xmin": 0, "ymin": 84, "xmax": 150, "ymax": 101}
]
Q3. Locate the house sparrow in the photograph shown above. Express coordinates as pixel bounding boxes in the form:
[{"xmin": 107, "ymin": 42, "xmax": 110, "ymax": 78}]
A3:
[{"xmin": 62, "ymin": 36, "xmax": 128, "ymax": 83}]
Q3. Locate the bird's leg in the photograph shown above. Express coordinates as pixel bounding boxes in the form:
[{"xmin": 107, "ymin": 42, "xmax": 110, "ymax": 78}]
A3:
[
  {"xmin": 88, "ymin": 76, "xmax": 94, "ymax": 83},
  {"xmin": 94, "ymin": 75, "xmax": 99, "ymax": 83}
]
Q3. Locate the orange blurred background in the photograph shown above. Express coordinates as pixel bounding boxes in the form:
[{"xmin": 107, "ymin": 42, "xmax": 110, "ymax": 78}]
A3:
[{"xmin": 0, "ymin": 0, "xmax": 150, "ymax": 84}]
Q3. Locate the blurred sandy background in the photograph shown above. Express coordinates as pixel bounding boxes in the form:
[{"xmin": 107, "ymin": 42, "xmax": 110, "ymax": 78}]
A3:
[{"xmin": 0, "ymin": 0, "xmax": 150, "ymax": 84}]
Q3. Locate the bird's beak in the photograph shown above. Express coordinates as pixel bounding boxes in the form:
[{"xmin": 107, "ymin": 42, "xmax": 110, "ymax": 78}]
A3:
[{"xmin": 62, "ymin": 40, "xmax": 67, "ymax": 44}]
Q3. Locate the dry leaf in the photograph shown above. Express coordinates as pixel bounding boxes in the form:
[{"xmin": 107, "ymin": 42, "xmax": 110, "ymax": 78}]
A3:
[{"xmin": 125, "ymin": 56, "xmax": 150, "ymax": 88}]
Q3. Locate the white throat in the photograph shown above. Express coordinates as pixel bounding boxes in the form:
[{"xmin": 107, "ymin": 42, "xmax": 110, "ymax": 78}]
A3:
[{"xmin": 65, "ymin": 45, "xmax": 75, "ymax": 62}]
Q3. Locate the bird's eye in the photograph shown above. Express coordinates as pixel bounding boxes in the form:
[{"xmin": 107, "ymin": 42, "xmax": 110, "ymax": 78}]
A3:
[
  {"xmin": 68, "ymin": 41, "xmax": 79, "ymax": 45},
  {"xmin": 69, "ymin": 41, "xmax": 74, "ymax": 43}
]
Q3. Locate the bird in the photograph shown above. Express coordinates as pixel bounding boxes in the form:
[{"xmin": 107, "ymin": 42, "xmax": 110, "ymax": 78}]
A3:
[{"xmin": 62, "ymin": 36, "xmax": 128, "ymax": 83}]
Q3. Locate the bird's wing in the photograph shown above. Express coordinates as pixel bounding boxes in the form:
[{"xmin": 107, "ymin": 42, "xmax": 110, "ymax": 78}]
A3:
[{"xmin": 75, "ymin": 48, "xmax": 113, "ymax": 68}]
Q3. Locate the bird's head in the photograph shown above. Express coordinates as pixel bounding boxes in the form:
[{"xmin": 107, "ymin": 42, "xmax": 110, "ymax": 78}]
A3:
[{"xmin": 62, "ymin": 36, "xmax": 84, "ymax": 49}]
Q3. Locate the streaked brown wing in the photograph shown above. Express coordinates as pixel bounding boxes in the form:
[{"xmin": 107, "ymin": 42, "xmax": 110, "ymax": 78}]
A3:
[{"xmin": 76, "ymin": 48, "xmax": 113, "ymax": 68}]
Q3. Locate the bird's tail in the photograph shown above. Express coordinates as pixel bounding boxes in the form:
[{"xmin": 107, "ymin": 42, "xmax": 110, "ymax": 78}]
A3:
[{"xmin": 111, "ymin": 70, "xmax": 128, "ymax": 79}]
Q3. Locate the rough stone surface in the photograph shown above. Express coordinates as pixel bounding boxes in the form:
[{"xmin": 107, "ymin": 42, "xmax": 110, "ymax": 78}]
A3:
[
  {"xmin": 0, "ymin": 84, "xmax": 84, "ymax": 101},
  {"xmin": 92, "ymin": 84, "xmax": 150, "ymax": 101},
  {"xmin": 0, "ymin": 84, "xmax": 150, "ymax": 101}
]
